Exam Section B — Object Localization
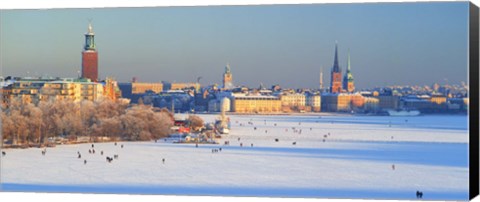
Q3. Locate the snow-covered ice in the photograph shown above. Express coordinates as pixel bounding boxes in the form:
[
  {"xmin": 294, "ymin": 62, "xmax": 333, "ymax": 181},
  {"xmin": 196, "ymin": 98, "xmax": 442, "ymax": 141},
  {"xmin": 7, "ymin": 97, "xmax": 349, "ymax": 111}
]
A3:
[{"xmin": 0, "ymin": 114, "xmax": 469, "ymax": 200}]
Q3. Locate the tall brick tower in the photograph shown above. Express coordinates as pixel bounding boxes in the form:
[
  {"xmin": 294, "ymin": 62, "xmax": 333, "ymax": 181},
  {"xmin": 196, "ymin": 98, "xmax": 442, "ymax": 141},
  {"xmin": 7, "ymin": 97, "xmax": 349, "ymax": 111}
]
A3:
[
  {"xmin": 343, "ymin": 51, "xmax": 355, "ymax": 93},
  {"xmin": 330, "ymin": 42, "xmax": 342, "ymax": 93},
  {"xmin": 82, "ymin": 23, "xmax": 98, "ymax": 82}
]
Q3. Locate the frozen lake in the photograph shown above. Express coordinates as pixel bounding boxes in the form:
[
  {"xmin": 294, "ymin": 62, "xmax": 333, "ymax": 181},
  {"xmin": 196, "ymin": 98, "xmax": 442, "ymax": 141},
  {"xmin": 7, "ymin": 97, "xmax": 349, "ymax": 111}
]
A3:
[{"xmin": 0, "ymin": 114, "xmax": 469, "ymax": 200}]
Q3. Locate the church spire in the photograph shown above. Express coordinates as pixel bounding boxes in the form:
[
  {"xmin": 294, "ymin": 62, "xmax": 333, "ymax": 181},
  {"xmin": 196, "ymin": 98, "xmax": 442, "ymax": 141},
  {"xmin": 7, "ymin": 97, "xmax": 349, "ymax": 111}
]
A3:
[
  {"xmin": 332, "ymin": 41, "xmax": 340, "ymax": 73},
  {"xmin": 343, "ymin": 49, "xmax": 355, "ymax": 93},
  {"xmin": 320, "ymin": 66, "xmax": 323, "ymax": 91},
  {"xmin": 330, "ymin": 41, "xmax": 343, "ymax": 93}
]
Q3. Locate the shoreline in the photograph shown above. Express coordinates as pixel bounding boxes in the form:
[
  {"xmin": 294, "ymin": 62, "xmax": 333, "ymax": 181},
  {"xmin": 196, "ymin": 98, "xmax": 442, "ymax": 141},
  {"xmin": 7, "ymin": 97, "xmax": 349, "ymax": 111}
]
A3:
[{"xmin": 188, "ymin": 112, "xmax": 468, "ymax": 117}]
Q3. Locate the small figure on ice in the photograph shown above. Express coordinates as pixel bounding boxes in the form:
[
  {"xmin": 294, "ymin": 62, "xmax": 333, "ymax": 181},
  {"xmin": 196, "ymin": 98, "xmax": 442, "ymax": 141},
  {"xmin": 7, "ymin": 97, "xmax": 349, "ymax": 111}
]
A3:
[{"xmin": 416, "ymin": 190, "xmax": 423, "ymax": 199}]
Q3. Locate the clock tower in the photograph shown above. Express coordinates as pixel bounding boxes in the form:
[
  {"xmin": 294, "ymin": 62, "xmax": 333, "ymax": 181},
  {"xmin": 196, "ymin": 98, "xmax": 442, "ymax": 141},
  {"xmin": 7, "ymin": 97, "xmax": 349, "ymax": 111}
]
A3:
[{"xmin": 81, "ymin": 23, "xmax": 98, "ymax": 82}]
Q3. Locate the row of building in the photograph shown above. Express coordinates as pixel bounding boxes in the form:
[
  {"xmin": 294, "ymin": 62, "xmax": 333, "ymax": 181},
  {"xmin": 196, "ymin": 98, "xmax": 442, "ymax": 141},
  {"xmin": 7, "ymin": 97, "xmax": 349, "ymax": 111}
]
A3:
[
  {"xmin": 0, "ymin": 76, "xmax": 122, "ymax": 106},
  {"xmin": 116, "ymin": 81, "xmax": 468, "ymax": 114}
]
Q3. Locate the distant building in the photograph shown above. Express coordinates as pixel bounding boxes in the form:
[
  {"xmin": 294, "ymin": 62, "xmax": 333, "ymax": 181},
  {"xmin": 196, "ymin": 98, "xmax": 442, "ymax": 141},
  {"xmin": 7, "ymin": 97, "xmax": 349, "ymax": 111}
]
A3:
[
  {"xmin": 132, "ymin": 82, "xmax": 164, "ymax": 94},
  {"xmin": 321, "ymin": 93, "xmax": 352, "ymax": 112},
  {"xmin": 400, "ymin": 97, "xmax": 431, "ymax": 112},
  {"xmin": 194, "ymin": 90, "xmax": 211, "ymax": 112},
  {"xmin": 350, "ymin": 93, "xmax": 365, "ymax": 109},
  {"xmin": 330, "ymin": 43, "xmax": 343, "ymax": 93},
  {"xmin": 41, "ymin": 79, "xmax": 104, "ymax": 102},
  {"xmin": 223, "ymin": 63, "xmax": 233, "ymax": 89},
  {"xmin": 400, "ymin": 94, "xmax": 448, "ymax": 113},
  {"xmin": 153, "ymin": 90, "xmax": 194, "ymax": 113},
  {"xmin": 377, "ymin": 95, "xmax": 400, "ymax": 110},
  {"xmin": 280, "ymin": 93, "xmax": 306, "ymax": 110},
  {"xmin": 363, "ymin": 97, "xmax": 380, "ymax": 112},
  {"xmin": 320, "ymin": 93, "xmax": 363, "ymax": 112},
  {"xmin": 220, "ymin": 97, "xmax": 231, "ymax": 112},
  {"xmin": 10, "ymin": 77, "xmax": 50, "ymax": 104},
  {"xmin": 231, "ymin": 94, "xmax": 281, "ymax": 113},
  {"xmin": 306, "ymin": 93, "xmax": 321, "ymax": 112},
  {"xmin": 164, "ymin": 82, "xmax": 200, "ymax": 91},
  {"xmin": 8, "ymin": 77, "xmax": 106, "ymax": 104},
  {"xmin": 430, "ymin": 94, "xmax": 447, "ymax": 105},
  {"xmin": 103, "ymin": 77, "xmax": 122, "ymax": 101},
  {"xmin": 118, "ymin": 83, "xmax": 133, "ymax": 99},
  {"xmin": 81, "ymin": 23, "xmax": 98, "ymax": 82},
  {"xmin": 342, "ymin": 51, "xmax": 355, "ymax": 93}
]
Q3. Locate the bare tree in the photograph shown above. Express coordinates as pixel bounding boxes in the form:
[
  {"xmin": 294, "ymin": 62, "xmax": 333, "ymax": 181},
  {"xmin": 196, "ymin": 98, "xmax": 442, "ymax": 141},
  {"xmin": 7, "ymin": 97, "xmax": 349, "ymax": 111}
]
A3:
[
  {"xmin": 2, "ymin": 95, "xmax": 174, "ymax": 146},
  {"xmin": 25, "ymin": 103, "xmax": 43, "ymax": 144},
  {"xmin": 188, "ymin": 115, "xmax": 204, "ymax": 132}
]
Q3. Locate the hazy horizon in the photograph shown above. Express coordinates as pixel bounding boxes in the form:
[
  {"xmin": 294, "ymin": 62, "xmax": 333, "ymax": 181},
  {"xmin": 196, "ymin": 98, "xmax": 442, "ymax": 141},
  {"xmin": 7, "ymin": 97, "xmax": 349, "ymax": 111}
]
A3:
[{"xmin": 0, "ymin": 2, "xmax": 469, "ymax": 89}]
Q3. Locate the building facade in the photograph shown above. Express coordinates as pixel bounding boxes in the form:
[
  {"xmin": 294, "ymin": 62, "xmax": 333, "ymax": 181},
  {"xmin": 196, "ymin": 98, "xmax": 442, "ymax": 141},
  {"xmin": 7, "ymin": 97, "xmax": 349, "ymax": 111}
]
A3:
[
  {"xmin": 10, "ymin": 78, "xmax": 49, "ymax": 104},
  {"xmin": 280, "ymin": 93, "xmax": 306, "ymax": 108},
  {"xmin": 162, "ymin": 82, "xmax": 200, "ymax": 91},
  {"xmin": 306, "ymin": 93, "xmax": 322, "ymax": 112},
  {"xmin": 231, "ymin": 94, "xmax": 281, "ymax": 113},
  {"xmin": 377, "ymin": 96, "xmax": 400, "ymax": 110},
  {"xmin": 8, "ymin": 78, "xmax": 105, "ymax": 104},
  {"xmin": 132, "ymin": 82, "xmax": 164, "ymax": 94},
  {"xmin": 321, "ymin": 93, "xmax": 364, "ymax": 112},
  {"xmin": 41, "ymin": 80, "xmax": 104, "ymax": 102}
]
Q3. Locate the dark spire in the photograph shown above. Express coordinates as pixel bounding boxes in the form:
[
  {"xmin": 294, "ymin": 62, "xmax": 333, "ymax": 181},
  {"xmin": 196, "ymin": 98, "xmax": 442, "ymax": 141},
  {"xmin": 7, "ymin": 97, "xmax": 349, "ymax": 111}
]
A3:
[{"xmin": 332, "ymin": 41, "xmax": 340, "ymax": 73}]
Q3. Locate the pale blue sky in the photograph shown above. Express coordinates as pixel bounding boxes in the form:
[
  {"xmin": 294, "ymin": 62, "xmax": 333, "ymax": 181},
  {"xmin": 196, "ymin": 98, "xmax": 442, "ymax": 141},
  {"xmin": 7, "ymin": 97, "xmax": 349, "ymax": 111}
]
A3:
[{"xmin": 0, "ymin": 2, "xmax": 469, "ymax": 89}]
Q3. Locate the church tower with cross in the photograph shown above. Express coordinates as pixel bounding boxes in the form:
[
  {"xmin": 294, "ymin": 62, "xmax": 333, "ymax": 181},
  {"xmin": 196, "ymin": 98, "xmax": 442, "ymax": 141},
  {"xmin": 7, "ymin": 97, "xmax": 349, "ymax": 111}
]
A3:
[
  {"xmin": 343, "ymin": 51, "xmax": 355, "ymax": 93},
  {"xmin": 330, "ymin": 42, "xmax": 343, "ymax": 93}
]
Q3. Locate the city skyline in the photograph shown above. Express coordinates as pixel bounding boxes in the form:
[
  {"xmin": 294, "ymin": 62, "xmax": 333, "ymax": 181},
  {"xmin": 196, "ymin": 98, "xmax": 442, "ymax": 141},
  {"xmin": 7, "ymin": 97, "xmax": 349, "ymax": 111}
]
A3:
[{"xmin": 0, "ymin": 2, "xmax": 469, "ymax": 89}]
